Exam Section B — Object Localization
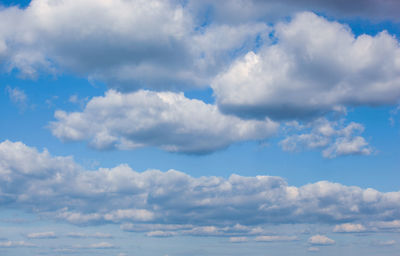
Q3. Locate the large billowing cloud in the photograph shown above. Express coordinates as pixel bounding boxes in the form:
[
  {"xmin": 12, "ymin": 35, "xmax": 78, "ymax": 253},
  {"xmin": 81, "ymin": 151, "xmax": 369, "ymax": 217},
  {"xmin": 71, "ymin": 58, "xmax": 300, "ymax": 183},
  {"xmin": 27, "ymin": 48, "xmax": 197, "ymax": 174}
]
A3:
[
  {"xmin": 212, "ymin": 12, "xmax": 400, "ymax": 120},
  {"xmin": 0, "ymin": 1, "xmax": 399, "ymax": 94},
  {"xmin": 1, "ymin": 140, "xmax": 400, "ymax": 236},
  {"xmin": 49, "ymin": 90, "xmax": 278, "ymax": 153},
  {"xmin": 0, "ymin": 0, "xmax": 268, "ymax": 90}
]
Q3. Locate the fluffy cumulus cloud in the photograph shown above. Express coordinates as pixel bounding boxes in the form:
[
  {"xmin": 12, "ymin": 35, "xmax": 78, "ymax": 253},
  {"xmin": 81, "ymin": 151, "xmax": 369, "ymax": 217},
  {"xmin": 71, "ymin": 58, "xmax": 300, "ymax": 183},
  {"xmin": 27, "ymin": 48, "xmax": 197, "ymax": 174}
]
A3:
[
  {"xmin": 50, "ymin": 90, "xmax": 278, "ymax": 153},
  {"xmin": 333, "ymin": 223, "xmax": 367, "ymax": 233},
  {"xmin": 280, "ymin": 118, "xmax": 373, "ymax": 158},
  {"xmin": 0, "ymin": 0, "xmax": 268, "ymax": 90},
  {"xmin": 1, "ymin": 140, "xmax": 400, "ymax": 236},
  {"xmin": 212, "ymin": 12, "xmax": 400, "ymax": 120},
  {"xmin": 0, "ymin": 0, "xmax": 397, "ymax": 92}
]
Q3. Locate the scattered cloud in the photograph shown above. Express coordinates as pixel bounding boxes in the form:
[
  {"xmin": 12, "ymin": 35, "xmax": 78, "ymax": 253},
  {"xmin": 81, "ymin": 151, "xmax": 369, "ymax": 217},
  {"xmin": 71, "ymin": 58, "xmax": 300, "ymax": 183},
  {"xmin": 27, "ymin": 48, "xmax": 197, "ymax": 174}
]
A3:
[
  {"xmin": 307, "ymin": 247, "xmax": 320, "ymax": 252},
  {"xmin": 333, "ymin": 223, "xmax": 367, "ymax": 233},
  {"xmin": 229, "ymin": 237, "xmax": 248, "ymax": 243},
  {"xmin": 66, "ymin": 232, "xmax": 113, "ymax": 239},
  {"xmin": 5, "ymin": 86, "xmax": 27, "ymax": 109},
  {"xmin": 308, "ymin": 235, "xmax": 335, "ymax": 246},
  {"xmin": 373, "ymin": 240, "xmax": 396, "ymax": 247},
  {"xmin": 146, "ymin": 231, "xmax": 177, "ymax": 237},
  {"xmin": 280, "ymin": 118, "xmax": 373, "ymax": 158},
  {"xmin": 74, "ymin": 242, "xmax": 117, "ymax": 249},
  {"xmin": 50, "ymin": 90, "xmax": 278, "ymax": 154},
  {"xmin": 0, "ymin": 240, "xmax": 36, "ymax": 248},
  {"xmin": 26, "ymin": 231, "xmax": 57, "ymax": 239},
  {"xmin": 370, "ymin": 220, "xmax": 400, "ymax": 231}
]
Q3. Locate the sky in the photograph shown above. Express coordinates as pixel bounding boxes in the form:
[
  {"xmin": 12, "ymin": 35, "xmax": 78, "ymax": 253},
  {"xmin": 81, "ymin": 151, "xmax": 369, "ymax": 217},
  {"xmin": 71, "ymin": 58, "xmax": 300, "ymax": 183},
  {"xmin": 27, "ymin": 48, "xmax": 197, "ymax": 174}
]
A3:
[{"xmin": 1, "ymin": 0, "xmax": 400, "ymax": 255}]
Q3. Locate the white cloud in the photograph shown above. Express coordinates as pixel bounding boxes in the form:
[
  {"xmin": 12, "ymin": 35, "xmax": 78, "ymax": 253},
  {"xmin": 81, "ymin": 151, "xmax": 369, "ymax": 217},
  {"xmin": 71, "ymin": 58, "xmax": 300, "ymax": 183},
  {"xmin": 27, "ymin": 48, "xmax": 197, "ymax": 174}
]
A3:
[
  {"xmin": 88, "ymin": 242, "xmax": 116, "ymax": 249},
  {"xmin": 308, "ymin": 235, "xmax": 335, "ymax": 245},
  {"xmin": 1, "ymin": 140, "xmax": 400, "ymax": 236},
  {"xmin": 374, "ymin": 240, "xmax": 396, "ymax": 246},
  {"xmin": 26, "ymin": 231, "xmax": 56, "ymax": 239},
  {"xmin": 104, "ymin": 209, "xmax": 155, "ymax": 222},
  {"xmin": 307, "ymin": 247, "xmax": 320, "ymax": 252},
  {"xmin": 5, "ymin": 86, "xmax": 27, "ymax": 109},
  {"xmin": 333, "ymin": 223, "xmax": 367, "ymax": 233},
  {"xmin": 280, "ymin": 118, "xmax": 373, "ymax": 158},
  {"xmin": 212, "ymin": 12, "xmax": 400, "ymax": 120},
  {"xmin": 146, "ymin": 231, "xmax": 177, "ymax": 237},
  {"xmin": 229, "ymin": 237, "xmax": 248, "ymax": 243},
  {"xmin": 0, "ymin": 240, "xmax": 36, "ymax": 248},
  {"xmin": 67, "ymin": 232, "xmax": 113, "ymax": 239},
  {"xmin": 0, "ymin": 0, "xmax": 267, "ymax": 90},
  {"xmin": 74, "ymin": 242, "xmax": 116, "ymax": 249},
  {"xmin": 50, "ymin": 90, "xmax": 278, "ymax": 153},
  {"xmin": 371, "ymin": 220, "xmax": 400, "ymax": 230}
]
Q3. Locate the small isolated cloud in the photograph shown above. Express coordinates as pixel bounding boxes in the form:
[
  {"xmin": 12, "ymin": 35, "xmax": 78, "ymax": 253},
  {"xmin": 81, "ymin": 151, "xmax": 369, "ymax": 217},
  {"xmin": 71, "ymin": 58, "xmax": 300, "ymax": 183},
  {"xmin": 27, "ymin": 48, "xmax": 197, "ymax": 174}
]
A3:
[
  {"xmin": 373, "ymin": 240, "xmax": 396, "ymax": 247},
  {"xmin": 146, "ymin": 231, "xmax": 177, "ymax": 237},
  {"xmin": 67, "ymin": 232, "xmax": 113, "ymax": 239},
  {"xmin": 255, "ymin": 235, "xmax": 298, "ymax": 242},
  {"xmin": 333, "ymin": 223, "xmax": 367, "ymax": 233},
  {"xmin": 308, "ymin": 247, "xmax": 320, "ymax": 252},
  {"xmin": 229, "ymin": 237, "xmax": 248, "ymax": 243},
  {"xmin": 26, "ymin": 231, "xmax": 57, "ymax": 239},
  {"xmin": 280, "ymin": 118, "xmax": 373, "ymax": 158},
  {"xmin": 75, "ymin": 242, "xmax": 116, "ymax": 249},
  {"xmin": 88, "ymin": 242, "xmax": 116, "ymax": 249},
  {"xmin": 5, "ymin": 86, "xmax": 27, "ymax": 109},
  {"xmin": 0, "ymin": 240, "xmax": 36, "ymax": 248},
  {"xmin": 308, "ymin": 235, "xmax": 335, "ymax": 246},
  {"xmin": 69, "ymin": 95, "xmax": 79, "ymax": 104},
  {"xmin": 50, "ymin": 90, "xmax": 278, "ymax": 154}
]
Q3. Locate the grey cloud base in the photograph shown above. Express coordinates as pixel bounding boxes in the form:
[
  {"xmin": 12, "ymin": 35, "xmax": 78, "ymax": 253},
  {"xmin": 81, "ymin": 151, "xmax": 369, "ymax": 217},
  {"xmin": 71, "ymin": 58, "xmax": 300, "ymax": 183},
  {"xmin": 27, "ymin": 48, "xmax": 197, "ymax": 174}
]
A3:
[{"xmin": 1, "ymin": 140, "xmax": 400, "ymax": 235}]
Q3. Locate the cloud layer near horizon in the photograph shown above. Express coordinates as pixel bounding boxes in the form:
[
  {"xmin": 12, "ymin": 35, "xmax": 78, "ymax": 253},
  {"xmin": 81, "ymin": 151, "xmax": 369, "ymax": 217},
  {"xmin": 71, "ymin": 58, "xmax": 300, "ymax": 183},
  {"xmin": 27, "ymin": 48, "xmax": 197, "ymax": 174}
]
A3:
[{"xmin": 1, "ymin": 140, "xmax": 400, "ymax": 236}]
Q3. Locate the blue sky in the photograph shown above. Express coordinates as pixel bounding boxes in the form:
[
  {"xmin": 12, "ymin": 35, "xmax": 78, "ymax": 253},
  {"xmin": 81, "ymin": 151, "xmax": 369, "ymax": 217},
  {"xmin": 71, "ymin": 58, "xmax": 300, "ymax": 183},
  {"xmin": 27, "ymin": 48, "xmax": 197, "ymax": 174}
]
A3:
[{"xmin": 1, "ymin": 0, "xmax": 400, "ymax": 255}]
